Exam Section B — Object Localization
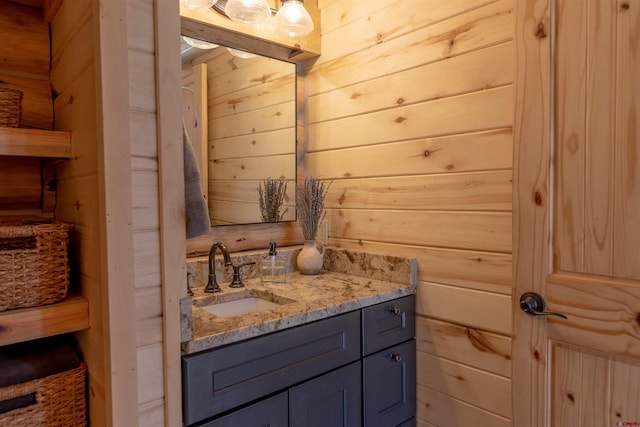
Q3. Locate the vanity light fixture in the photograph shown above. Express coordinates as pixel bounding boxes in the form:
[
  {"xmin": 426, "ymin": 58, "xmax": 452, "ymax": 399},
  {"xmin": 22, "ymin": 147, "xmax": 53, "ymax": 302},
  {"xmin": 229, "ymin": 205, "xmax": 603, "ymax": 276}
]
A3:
[
  {"xmin": 226, "ymin": 47, "xmax": 257, "ymax": 59},
  {"xmin": 273, "ymin": 0, "xmax": 314, "ymax": 38},
  {"xmin": 182, "ymin": 35, "xmax": 220, "ymax": 50},
  {"xmin": 180, "ymin": 0, "xmax": 218, "ymax": 10},
  {"xmin": 224, "ymin": 0, "xmax": 272, "ymax": 24}
]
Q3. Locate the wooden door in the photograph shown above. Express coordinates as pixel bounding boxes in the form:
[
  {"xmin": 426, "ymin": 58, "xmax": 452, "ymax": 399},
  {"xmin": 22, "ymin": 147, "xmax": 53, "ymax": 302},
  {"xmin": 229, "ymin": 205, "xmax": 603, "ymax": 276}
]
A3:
[{"xmin": 513, "ymin": 1, "xmax": 640, "ymax": 426}]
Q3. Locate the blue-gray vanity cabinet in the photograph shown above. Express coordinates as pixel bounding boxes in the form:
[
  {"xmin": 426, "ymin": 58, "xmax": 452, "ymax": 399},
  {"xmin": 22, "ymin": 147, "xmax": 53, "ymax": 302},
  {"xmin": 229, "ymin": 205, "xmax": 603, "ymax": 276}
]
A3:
[
  {"xmin": 362, "ymin": 295, "xmax": 416, "ymax": 427},
  {"xmin": 290, "ymin": 361, "xmax": 362, "ymax": 427},
  {"xmin": 363, "ymin": 339, "xmax": 416, "ymax": 427},
  {"xmin": 200, "ymin": 392, "xmax": 288, "ymax": 427},
  {"xmin": 182, "ymin": 311, "xmax": 360, "ymax": 425},
  {"xmin": 182, "ymin": 294, "xmax": 416, "ymax": 426}
]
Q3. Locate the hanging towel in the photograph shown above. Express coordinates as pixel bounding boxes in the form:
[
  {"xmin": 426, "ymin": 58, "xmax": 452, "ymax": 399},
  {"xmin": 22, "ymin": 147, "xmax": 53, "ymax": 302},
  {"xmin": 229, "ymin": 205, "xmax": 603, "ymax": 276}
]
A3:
[{"xmin": 183, "ymin": 125, "xmax": 211, "ymax": 239}]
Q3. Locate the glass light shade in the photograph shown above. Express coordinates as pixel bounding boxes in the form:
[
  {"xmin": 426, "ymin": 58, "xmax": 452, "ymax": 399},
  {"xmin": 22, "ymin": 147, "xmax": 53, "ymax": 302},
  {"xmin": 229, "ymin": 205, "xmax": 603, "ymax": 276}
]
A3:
[
  {"xmin": 273, "ymin": 0, "xmax": 314, "ymax": 38},
  {"xmin": 227, "ymin": 47, "xmax": 257, "ymax": 59},
  {"xmin": 181, "ymin": 0, "xmax": 218, "ymax": 10},
  {"xmin": 225, "ymin": 0, "xmax": 271, "ymax": 24},
  {"xmin": 182, "ymin": 36, "xmax": 219, "ymax": 50}
]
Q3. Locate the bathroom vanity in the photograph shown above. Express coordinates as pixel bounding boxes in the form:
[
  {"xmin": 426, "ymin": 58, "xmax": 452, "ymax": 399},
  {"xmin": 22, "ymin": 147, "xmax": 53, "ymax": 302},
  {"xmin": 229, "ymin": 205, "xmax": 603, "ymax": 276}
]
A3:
[{"xmin": 181, "ymin": 249, "xmax": 417, "ymax": 427}]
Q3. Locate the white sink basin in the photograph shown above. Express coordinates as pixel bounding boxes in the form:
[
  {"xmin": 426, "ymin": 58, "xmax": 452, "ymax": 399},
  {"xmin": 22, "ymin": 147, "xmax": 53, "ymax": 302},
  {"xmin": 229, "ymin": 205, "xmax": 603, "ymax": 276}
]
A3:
[{"xmin": 200, "ymin": 297, "xmax": 282, "ymax": 317}]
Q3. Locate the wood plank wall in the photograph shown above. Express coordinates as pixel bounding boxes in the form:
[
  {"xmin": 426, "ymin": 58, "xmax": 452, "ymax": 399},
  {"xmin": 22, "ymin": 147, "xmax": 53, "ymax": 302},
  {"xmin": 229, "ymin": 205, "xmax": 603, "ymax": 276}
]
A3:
[
  {"xmin": 50, "ymin": 0, "xmax": 107, "ymax": 423},
  {"xmin": 53, "ymin": 0, "xmax": 178, "ymax": 425},
  {"xmin": 308, "ymin": 1, "xmax": 514, "ymax": 425}
]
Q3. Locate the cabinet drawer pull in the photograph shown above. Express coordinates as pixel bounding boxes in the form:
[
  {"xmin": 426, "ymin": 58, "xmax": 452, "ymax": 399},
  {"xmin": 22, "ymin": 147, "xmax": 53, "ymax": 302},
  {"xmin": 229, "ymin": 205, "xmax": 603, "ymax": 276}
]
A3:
[
  {"xmin": 391, "ymin": 353, "xmax": 403, "ymax": 363},
  {"xmin": 389, "ymin": 306, "xmax": 402, "ymax": 316}
]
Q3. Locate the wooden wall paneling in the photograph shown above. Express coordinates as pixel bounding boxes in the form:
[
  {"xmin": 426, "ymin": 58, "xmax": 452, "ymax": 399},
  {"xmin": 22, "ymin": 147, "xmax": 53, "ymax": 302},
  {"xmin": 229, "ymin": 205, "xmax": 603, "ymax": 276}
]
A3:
[
  {"xmin": 132, "ymin": 170, "xmax": 161, "ymax": 230},
  {"xmin": 0, "ymin": 73, "xmax": 53, "ymax": 130},
  {"xmin": 155, "ymin": 0, "xmax": 187, "ymax": 423},
  {"xmin": 308, "ymin": 88, "xmax": 513, "ymax": 152},
  {"xmin": 0, "ymin": 157, "xmax": 41, "ymax": 208},
  {"xmin": 417, "ymin": 282, "xmax": 512, "ymax": 335},
  {"xmin": 306, "ymin": 129, "xmax": 512, "ymax": 177},
  {"xmin": 319, "ymin": 0, "xmax": 502, "ymax": 66},
  {"xmin": 329, "ymin": 209, "xmax": 511, "ymax": 253},
  {"xmin": 136, "ymin": 344, "xmax": 165, "ymax": 404},
  {"xmin": 306, "ymin": 0, "xmax": 512, "ymax": 92},
  {"xmin": 96, "ymin": 0, "xmax": 139, "ymax": 423},
  {"xmin": 212, "ymin": 131, "xmax": 295, "ymax": 158},
  {"xmin": 312, "ymin": 0, "xmax": 515, "ymax": 424},
  {"xmin": 418, "ymin": 351, "xmax": 512, "ymax": 418},
  {"xmin": 191, "ymin": 63, "xmax": 208, "ymax": 201},
  {"xmin": 324, "ymin": 172, "xmax": 512, "ymax": 212},
  {"xmin": 417, "ymin": 317, "xmax": 511, "ymax": 377},
  {"xmin": 135, "ymin": 287, "xmax": 163, "ymax": 347},
  {"xmin": 209, "ymin": 103, "xmax": 296, "ymax": 139},
  {"xmin": 42, "ymin": 0, "xmax": 62, "ymax": 23},
  {"xmin": 614, "ymin": 1, "xmax": 640, "ymax": 280},
  {"xmin": 210, "ymin": 154, "xmax": 296, "ymax": 180},
  {"xmin": 308, "ymin": 42, "xmax": 513, "ymax": 124},
  {"xmin": 0, "ymin": 1, "xmax": 49, "ymax": 76},
  {"xmin": 417, "ymin": 385, "xmax": 511, "ymax": 427},
  {"xmin": 0, "ymin": 0, "xmax": 53, "ymax": 130}
]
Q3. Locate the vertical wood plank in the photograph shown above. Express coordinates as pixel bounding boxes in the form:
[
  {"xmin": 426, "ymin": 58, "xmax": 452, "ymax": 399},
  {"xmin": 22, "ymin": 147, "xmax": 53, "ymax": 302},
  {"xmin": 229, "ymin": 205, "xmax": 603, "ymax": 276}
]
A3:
[
  {"xmin": 96, "ymin": 0, "xmax": 139, "ymax": 423},
  {"xmin": 155, "ymin": 0, "xmax": 186, "ymax": 424},
  {"xmin": 554, "ymin": 0, "xmax": 587, "ymax": 273},
  {"xmin": 584, "ymin": 0, "xmax": 616, "ymax": 276},
  {"xmin": 193, "ymin": 63, "xmax": 208, "ymax": 202},
  {"xmin": 610, "ymin": 358, "xmax": 640, "ymax": 425},
  {"xmin": 614, "ymin": 0, "xmax": 640, "ymax": 279},
  {"xmin": 512, "ymin": 0, "xmax": 552, "ymax": 426}
]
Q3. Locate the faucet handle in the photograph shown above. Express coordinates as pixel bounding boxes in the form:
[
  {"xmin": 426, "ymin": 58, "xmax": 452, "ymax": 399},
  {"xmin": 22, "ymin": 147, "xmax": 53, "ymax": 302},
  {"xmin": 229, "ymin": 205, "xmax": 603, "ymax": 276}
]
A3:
[{"xmin": 229, "ymin": 262, "xmax": 256, "ymax": 288}]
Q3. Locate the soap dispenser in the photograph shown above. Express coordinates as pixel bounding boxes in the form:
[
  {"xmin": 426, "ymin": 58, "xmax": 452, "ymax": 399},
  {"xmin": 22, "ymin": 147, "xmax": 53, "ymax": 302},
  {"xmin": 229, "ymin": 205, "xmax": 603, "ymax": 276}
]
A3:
[{"xmin": 260, "ymin": 241, "xmax": 286, "ymax": 285}]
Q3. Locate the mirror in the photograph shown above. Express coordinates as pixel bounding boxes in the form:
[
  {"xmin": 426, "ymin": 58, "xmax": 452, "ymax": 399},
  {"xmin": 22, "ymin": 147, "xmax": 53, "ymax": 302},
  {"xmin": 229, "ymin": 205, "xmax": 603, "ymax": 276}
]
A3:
[{"xmin": 181, "ymin": 37, "xmax": 297, "ymax": 226}]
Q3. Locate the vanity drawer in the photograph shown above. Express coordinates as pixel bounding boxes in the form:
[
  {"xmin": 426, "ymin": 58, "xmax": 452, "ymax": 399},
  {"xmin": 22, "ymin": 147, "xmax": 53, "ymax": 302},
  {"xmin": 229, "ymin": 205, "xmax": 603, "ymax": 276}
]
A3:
[
  {"xmin": 362, "ymin": 295, "xmax": 415, "ymax": 356},
  {"xmin": 182, "ymin": 311, "xmax": 361, "ymax": 425},
  {"xmin": 200, "ymin": 392, "xmax": 288, "ymax": 427}
]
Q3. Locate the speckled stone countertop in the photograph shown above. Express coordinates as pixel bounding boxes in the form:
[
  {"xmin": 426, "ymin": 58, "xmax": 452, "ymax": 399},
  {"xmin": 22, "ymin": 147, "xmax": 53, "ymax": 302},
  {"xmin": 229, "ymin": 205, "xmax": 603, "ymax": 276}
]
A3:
[{"xmin": 181, "ymin": 247, "xmax": 417, "ymax": 354}]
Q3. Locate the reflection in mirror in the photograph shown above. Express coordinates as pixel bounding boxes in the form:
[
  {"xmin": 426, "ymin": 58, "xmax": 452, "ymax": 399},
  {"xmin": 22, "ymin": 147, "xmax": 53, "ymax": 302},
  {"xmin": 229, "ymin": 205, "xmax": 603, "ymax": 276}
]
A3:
[{"xmin": 181, "ymin": 39, "xmax": 297, "ymax": 226}]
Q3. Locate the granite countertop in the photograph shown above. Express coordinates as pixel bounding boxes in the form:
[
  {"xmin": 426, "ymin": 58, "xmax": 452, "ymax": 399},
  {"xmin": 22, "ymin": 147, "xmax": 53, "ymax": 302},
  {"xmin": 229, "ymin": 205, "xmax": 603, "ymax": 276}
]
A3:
[{"xmin": 181, "ymin": 248, "xmax": 417, "ymax": 354}]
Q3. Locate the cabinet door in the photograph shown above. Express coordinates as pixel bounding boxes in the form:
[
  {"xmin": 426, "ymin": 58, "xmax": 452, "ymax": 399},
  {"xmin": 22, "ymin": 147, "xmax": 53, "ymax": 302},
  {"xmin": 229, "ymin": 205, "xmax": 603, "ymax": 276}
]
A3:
[
  {"xmin": 290, "ymin": 362, "xmax": 361, "ymax": 427},
  {"xmin": 201, "ymin": 392, "xmax": 288, "ymax": 427},
  {"xmin": 363, "ymin": 339, "xmax": 416, "ymax": 427}
]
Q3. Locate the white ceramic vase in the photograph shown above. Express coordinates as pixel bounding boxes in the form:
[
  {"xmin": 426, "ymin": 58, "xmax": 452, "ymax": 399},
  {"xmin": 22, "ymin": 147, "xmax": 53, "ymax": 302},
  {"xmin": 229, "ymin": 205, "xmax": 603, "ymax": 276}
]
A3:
[{"xmin": 297, "ymin": 240, "xmax": 324, "ymax": 275}]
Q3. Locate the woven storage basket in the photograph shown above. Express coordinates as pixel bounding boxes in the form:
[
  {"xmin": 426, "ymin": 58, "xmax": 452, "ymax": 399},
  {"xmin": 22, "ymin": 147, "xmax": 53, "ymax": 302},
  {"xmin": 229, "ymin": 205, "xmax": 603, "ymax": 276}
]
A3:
[
  {"xmin": 0, "ymin": 88, "xmax": 23, "ymax": 128},
  {"xmin": 0, "ymin": 218, "xmax": 71, "ymax": 312},
  {"xmin": 0, "ymin": 363, "xmax": 86, "ymax": 427}
]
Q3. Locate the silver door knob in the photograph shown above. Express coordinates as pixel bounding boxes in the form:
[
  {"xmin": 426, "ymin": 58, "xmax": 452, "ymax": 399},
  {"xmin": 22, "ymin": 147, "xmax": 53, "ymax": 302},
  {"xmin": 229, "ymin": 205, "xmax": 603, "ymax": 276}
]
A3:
[{"xmin": 519, "ymin": 292, "xmax": 568, "ymax": 319}]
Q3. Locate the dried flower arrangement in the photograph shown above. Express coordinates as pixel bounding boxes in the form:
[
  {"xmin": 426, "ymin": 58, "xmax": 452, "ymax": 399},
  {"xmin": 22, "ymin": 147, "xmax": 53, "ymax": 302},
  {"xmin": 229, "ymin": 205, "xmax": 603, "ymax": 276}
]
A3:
[
  {"xmin": 258, "ymin": 177, "xmax": 288, "ymax": 222},
  {"xmin": 296, "ymin": 176, "xmax": 330, "ymax": 240}
]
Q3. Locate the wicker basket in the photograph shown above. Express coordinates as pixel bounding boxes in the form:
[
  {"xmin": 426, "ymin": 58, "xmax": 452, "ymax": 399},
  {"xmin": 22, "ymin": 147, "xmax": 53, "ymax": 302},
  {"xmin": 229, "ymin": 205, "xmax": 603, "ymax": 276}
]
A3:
[
  {"xmin": 0, "ymin": 218, "xmax": 71, "ymax": 312},
  {"xmin": 0, "ymin": 363, "xmax": 86, "ymax": 427},
  {"xmin": 0, "ymin": 88, "xmax": 23, "ymax": 128}
]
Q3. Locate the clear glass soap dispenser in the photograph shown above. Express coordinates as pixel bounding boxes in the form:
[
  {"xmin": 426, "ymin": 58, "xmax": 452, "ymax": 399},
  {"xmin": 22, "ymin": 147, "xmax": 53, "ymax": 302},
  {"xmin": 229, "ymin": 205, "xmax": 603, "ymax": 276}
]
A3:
[{"xmin": 260, "ymin": 241, "xmax": 286, "ymax": 285}]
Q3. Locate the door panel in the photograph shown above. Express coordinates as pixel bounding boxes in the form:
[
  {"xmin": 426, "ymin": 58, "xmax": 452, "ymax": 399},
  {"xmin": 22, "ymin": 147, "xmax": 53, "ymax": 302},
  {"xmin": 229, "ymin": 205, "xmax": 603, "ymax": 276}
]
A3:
[{"xmin": 514, "ymin": 0, "xmax": 640, "ymax": 425}]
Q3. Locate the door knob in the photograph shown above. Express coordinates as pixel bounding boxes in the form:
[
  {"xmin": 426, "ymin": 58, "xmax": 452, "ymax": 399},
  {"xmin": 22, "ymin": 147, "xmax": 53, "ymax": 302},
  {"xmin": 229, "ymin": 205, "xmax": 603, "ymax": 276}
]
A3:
[{"xmin": 519, "ymin": 292, "xmax": 568, "ymax": 319}]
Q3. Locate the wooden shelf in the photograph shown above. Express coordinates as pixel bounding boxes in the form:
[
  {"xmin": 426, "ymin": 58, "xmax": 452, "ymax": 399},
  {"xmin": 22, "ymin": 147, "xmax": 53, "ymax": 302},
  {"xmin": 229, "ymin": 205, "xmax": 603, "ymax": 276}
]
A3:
[
  {"xmin": 0, "ymin": 292, "xmax": 89, "ymax": 346},
  {"xmin": 0, "ymin": 127, "xmax": 71, "ymax": 158}
]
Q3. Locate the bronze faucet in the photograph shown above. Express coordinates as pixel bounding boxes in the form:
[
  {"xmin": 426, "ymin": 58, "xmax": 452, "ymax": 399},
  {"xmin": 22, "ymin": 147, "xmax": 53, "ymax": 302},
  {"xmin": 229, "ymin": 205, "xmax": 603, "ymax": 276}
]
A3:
[{"xmin": 205, "ymin": 242, "xmax": 232, "ymax": 293}]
